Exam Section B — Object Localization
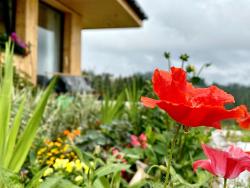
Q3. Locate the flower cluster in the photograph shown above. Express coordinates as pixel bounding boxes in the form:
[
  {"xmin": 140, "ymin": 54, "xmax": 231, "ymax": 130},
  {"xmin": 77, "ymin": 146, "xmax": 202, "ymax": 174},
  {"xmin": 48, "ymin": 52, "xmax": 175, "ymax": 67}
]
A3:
[
  {"xmin": 36, "ymin": 138, "xmax": 78, "ymax": 166},
  {"xmin": 53, "ymin": 159, "xmax": 89, "ymax": 174},
  {"xmin": 41, "ymin": 159, "xmax": 89, "ymax": 184},
  {"xmin": 130, "ymin": 133, "xmax": 147, "ymax": 149},
  {"xmin": 63, "ymin": 129, "xmax": 81, "ymax": 142},
  {"xmin": 111, "ymin": 147, "xmax": 127, "ymax": 164}
]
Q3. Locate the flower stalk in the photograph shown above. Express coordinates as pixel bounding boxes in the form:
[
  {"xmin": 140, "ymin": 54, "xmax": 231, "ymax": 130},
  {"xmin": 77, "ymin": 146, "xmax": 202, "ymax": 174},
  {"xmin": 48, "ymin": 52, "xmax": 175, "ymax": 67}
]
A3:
[
  {"xmin": 223, "ymin": 178, "xmax": 227, "ymax": 188},
  {"xmin": 164, "ymin": 124, "xmax": 182, "ymax": 187}
]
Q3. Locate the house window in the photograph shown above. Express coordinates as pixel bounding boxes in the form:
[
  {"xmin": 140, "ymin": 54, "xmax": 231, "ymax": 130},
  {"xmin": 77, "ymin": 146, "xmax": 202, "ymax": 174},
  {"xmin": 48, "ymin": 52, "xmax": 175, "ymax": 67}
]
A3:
[
  {"xmin": 38, "ymin": 2, "xmax": 63, "ymax": 77},
  {"xmin": 0, "ymin": 0, "xmax": 16, "ymax": 34}
]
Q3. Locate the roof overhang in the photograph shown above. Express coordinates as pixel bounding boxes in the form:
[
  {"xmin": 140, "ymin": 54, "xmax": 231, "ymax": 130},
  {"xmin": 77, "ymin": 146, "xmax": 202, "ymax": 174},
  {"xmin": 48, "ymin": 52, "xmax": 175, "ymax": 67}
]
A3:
[{"xmin": 57, "ymin": 0, "xmax": 146, "ymax": 29}]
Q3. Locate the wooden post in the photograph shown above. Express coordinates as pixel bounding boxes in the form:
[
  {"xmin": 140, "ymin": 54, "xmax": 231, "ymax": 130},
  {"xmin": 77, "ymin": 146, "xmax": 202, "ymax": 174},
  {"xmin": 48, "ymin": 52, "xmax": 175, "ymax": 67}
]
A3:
[
  {"xmin": 63, "ymin": 12, "xmax": 81, "ymax": 75},
  {"xmin": 15, "ymin": 0, "xmax": 38, "ymax": 84}
]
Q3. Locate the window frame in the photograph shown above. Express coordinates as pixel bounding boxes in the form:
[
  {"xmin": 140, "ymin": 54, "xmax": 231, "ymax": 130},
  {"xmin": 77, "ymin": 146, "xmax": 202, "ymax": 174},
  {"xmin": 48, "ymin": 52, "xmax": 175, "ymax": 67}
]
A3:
[{"xmin": 38, "ymin": 1, "xmax": 65, "ymax": 74}]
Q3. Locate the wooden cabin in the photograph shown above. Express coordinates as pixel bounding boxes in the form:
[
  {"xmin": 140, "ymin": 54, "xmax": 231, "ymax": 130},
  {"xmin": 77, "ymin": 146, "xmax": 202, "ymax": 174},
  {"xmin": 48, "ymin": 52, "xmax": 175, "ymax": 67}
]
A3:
[{"xmin": 0, "ymin": 0, "xmax": 146, "ymax": 84}]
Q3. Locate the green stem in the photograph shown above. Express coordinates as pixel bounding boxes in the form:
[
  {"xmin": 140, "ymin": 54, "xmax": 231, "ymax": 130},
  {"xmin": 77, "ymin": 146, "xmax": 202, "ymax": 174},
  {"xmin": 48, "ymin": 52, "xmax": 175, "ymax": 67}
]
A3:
[
  {"xmin": 223, "ymin": 178, "xmax": 227, "ymax": 188},
  {"xmin": 168, "ymin": 59, "xmax": 171, "ymax": 70},
  {"xmin": 164, "ymin": 124, "xmax": 181, "ymax": 187},
  {"xmin": 181, "ymin": 61, "xmax": 184, "ymax": 69}
]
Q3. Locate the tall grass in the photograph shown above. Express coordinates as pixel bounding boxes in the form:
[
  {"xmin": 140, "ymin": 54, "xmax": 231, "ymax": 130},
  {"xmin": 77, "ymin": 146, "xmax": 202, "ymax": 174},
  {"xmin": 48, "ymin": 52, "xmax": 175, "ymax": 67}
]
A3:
[{"xmin": 0, "ymin": 42, "xmax": 56, "ymax": 186}]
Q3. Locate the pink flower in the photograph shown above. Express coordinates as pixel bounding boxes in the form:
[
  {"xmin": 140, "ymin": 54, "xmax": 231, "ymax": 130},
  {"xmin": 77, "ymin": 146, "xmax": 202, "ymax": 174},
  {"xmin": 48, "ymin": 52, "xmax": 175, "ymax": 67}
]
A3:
[
  {"xmin": 193, "ymin": 144, "xmax": 250, "ymax": 179},
  {"xmin": 130, "ymin": 135, "xmax": 141, "ymax": 147},
  {"xmin": 10, "ymin": 32, "xmax": 27, "ymax": 49},
  {"xmin": 130, "ymin": 134, "xmax": 148, "ymax": 149},
  {"xmin": 111, "ymin": 147, "xmax": 120, "ymax": 156},
  {"xmin": 139, "ymin": 133, "xmax": 147, "ymax": 142}
]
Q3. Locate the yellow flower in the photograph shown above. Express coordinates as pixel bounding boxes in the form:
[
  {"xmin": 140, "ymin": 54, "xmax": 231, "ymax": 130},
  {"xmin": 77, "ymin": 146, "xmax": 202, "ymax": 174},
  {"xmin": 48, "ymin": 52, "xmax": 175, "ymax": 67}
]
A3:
[
  {"xmin": 75, "ymin": 160, "xmax": 82, "ymax": 171},
  {"xmin": 51, "ymin": 148, "xmax": 59, "ymax": 154},
  {"xmin": 62, "ymin": 145, "xmax": 69, "ymax": 152},
  {"xmin": 46, "ymin": 160, "xmax": 53, "ymax": 166},
  {"xmin": 50, "ymin": 157, "xmax": 56, "ymax": 162},
  {"xmin": 82, "ymin": 162, "xmax": 90, "ymax": 174},
  {"xmin": 57, "ymin": 137, "xmax": 63, "ymax": 142},
  {"xmin": 66, "ymin": 161, "xmax": 74, "ymax": 173},
  {"xmin": 54, "ymin": 142, "xmax": 62, "ymax": 147},
  {"xmin": 37, "ymin": 148, "xmax": 47, "ymax": 155},
  {"xmin": 74, "ymin": 175, "xmax": 83, "ymax": 183},
  {"xmin": 48, "ymin": 142, "xmax": 54, "ymax": 147},
  {"xmin": 53, "ymin": 159, "xmax": 69, "ymax": 169},
  {"xmin": 43, "ymin": 168, "xmax": 54, "ymax": 177},
  {"xmin": 60, "ymin": 154, "xmax": 65, "ymax": 159}
]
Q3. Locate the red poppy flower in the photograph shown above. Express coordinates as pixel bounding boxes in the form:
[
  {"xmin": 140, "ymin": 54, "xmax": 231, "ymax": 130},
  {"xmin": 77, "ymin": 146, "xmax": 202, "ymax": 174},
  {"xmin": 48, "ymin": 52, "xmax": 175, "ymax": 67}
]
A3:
[
  {"xmin": 193, "ymin": 144, "xmax": 250, "ymax": 179},
  {"xmin": 237, "ymin": 105, "xmax": 250, "ymax": 130},
  {"xmin": 141, "ymin": 67, "xmax": 246, "ymax": 128}
]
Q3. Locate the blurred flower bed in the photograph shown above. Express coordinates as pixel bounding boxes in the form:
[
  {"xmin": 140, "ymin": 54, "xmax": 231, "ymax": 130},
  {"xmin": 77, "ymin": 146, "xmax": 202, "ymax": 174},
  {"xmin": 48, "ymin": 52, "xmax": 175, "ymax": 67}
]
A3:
[{"xmin": 1, "ymin": 48, "xmax": 250, "ymax": 187}]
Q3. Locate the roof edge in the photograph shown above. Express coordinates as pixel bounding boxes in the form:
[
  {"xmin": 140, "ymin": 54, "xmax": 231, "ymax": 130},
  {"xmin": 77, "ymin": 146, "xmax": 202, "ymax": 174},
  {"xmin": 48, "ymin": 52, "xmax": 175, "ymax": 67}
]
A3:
[{"xmin": 125, "ymin": 0, "xmax": 147, "ymax": 20}]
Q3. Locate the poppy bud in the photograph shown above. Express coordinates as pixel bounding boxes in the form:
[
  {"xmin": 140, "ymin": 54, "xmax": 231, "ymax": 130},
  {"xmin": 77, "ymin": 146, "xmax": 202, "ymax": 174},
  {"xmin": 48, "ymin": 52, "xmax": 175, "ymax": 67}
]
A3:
[
  {"xmin": 186, "ymin": 64, "xmax": 195, "ymax": 73},
  {"xmin": 179, "ymin": 54, "xmax": 189, "ymax": 62}
]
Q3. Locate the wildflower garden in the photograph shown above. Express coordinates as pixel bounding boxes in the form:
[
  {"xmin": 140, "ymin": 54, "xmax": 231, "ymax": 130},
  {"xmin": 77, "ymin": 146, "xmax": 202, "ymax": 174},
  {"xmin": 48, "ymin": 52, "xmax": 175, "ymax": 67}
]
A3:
[{"xmin": 1, "ymin": 42, "xmax": 250, "ymax": 188}]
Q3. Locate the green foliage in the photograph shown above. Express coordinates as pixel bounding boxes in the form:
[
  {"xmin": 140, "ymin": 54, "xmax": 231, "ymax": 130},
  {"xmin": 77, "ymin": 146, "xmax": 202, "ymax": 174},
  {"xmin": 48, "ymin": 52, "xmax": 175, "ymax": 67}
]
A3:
[
  {"xmin": 100, "ymin": 93, "xmax": 125, "ymax": 124},
  {"xmin": 38, "ymin": 93, "xmax": 99, "ymax": 139},
  {"xmin": 0, "ymin": 42, "xmax": 56, "ymax": 187},
  {"xmin": 125, "ymin": 79, "xmax": 143, "ymax": 134},
  {"xmin": 0, "ymin": 168, "xmax": 23, "ymax": 188},
  {"xmin": 39, "ymin": 177, "xmax": 80, "ymax": 188}
]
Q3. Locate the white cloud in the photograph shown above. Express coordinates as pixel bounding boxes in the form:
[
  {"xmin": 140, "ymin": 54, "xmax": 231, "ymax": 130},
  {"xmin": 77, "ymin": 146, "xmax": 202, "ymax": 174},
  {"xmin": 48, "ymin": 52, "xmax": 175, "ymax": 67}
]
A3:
[{"xmin": 82, "ymin": 0, "xmax": 250, "ymax": 85}]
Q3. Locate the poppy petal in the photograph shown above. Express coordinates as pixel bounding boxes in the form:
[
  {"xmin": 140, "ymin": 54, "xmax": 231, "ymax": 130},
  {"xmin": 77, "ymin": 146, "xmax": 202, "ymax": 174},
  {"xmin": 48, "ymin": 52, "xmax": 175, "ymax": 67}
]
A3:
[
  {"xmin": 224, "ymin": 157, "xmax": 250, "ymax": 179},
  {"xmin": 152, "ymin": 68, "xmax": 187, "ymax": 104},
  {"xmin": 193, "ymin": 160, "xmax": 216, "ymax": 176},
  {"xmin": 201, "ymin": 144, "xmax": 228, "ymax": 177},
  {"xmin": 141, "ymin": 97, "xmax": 159, "ymax": 108},
  {"xmin": 228, "ymin": 145, "xmax": 250, "ymax": 158},
  {"xmin": 191, "ymin": 85, "xmax": 235, "ymax": 106},
  {"xmin": 155, "ymin": 101, "xmax": 245, "ymax": 128}
]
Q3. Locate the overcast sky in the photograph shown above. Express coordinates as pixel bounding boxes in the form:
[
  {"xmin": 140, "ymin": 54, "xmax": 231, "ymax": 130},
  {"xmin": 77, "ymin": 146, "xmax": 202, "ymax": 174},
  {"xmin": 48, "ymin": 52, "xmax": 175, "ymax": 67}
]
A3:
[{"xmin": 82, "ymin": 0, "xmax": 250, "ymax": 86}]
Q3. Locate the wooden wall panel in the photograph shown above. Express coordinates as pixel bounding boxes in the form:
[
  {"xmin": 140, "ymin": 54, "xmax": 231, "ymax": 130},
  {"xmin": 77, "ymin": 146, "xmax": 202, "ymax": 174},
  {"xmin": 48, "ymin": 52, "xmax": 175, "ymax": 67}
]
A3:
[{"xmin": 15, "ymin": 0, "xmax": 38, "ymax": 84}]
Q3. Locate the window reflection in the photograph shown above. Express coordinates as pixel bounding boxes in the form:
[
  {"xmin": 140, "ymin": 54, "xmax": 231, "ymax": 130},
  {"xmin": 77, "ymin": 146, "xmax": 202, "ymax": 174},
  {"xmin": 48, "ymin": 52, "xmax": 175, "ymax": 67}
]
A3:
[{"xmin": 38, "ymin": 2, "xmax": 63, "ymax": 77}]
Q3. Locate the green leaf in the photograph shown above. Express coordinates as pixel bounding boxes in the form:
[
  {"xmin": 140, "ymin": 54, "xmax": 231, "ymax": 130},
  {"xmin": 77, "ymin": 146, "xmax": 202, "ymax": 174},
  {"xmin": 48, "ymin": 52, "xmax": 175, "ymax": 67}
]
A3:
[
  {"xmin": 40, "ymin": 177, "xmax": 80, "ymax": 188},
  {"xmin": 0, "ymin": 167, "xmax": 23, "ymax": 188},
  {"xmin": 170, "ymin": 166, "xmax": 209, "ymax": 187},
  {"xmin": 110, "ymin": 171, "xmax": 121, "ymax": 188},
  {"xmin": 4, "ymin": 97, "xmax": 26, "ymax": 168},
  {"xmin": 94, "ymin": 163, "xmax": 130, "ymax": 179},
  {"xmin": 26, "ymin": 167, "xmax": 48, "ymax": 188},
  {"xmin": 0, "ymin": 42, "xmax": 14, "ymax": 166},
  {"xmin": 9, "ymin": 77, "xmax": 57, "ymax": 172},
  {"xmin": 93, "ymin": 176, "xmax": 110, "ymax": 188}
]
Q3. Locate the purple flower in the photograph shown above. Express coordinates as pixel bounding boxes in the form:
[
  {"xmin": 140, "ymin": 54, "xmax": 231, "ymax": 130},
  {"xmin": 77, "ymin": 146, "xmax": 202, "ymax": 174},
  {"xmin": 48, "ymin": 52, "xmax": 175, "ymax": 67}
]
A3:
[{"xmin": 10, "ymin": 32, "xmax": 27, "ymax": 49}]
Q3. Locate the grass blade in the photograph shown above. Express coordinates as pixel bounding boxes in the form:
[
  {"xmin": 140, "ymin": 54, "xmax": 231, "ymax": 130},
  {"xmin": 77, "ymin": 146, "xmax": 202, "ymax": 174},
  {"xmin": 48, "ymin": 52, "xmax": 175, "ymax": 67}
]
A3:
[
  {"xmin": 4, "ymin": 97, "xmax": 26, "ymax": 168},
  {"xmin": 0, "ymin": 42, "xmax": 14, "ymax": 166}
]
